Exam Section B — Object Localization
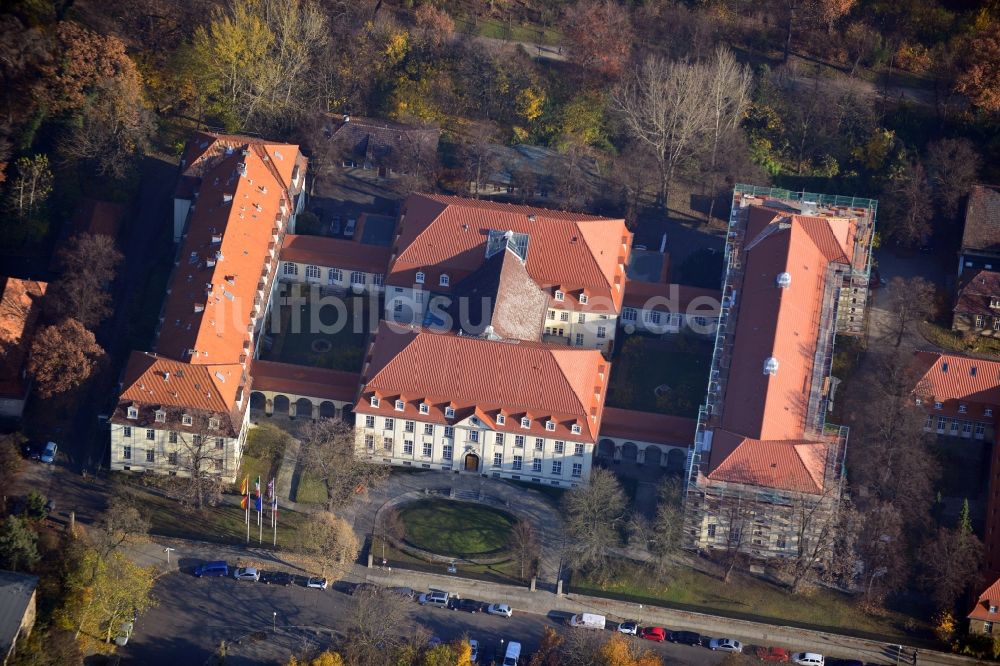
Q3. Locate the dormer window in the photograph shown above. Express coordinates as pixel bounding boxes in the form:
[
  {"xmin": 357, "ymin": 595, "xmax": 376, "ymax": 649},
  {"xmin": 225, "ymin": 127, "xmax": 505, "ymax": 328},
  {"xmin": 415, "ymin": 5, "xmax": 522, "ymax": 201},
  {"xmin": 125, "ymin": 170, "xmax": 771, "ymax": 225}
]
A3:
[
  {"xmin": 395, "ymin": 400, "xmax": 405, "ymax": 411},
  {"xmin": 571, "ymin": 424, "xmax": 582, "ymax": 435},
  {"xmin": 579, "ymin": 294, "xmax": 588, "ymax": 304},
  {"xmin": 182, "ymin": 414, "xmax": 193, "ymax": 426},
  {"xmin": 521, "ymin": 417, "xmax": 531, "ymax": 428},
  {"xmin": 763, "ymin": 357, "xmax": 779, "ymax": 376},
  {"xmin": 208, "ymin": 417, "xmax": 219, "ymax": 429},
  {"xmin": 419, "ymin": 403, "xmax": 429, "ymax": 415},
  {"xmin": 127, "ymin": 406, "xmax": 138, "ymax": 420},
  {"xmin": 370, "ymin": 396, "xmax": 380, "ymax": 408},
  {"xmin": 914, "ymin": 398, "xmax": 922, "ymax": 406},
  {"xmin": 991, "ymin": 297, "xmax": 1000, "ymax": 310},
  {"xmin": 546, "ymin": 420, "xmax": 555, "ymax": 431},
  {"xmin": 991, "ymin": 605, "xmax": 998, "ymax": 614},
  {"xmin": 439, "ymin": 274, "xmax": 450, "ymax": 287},
  {"xmin": 934, "ymin": 401, "xmax": 943, "ymax": 410},
  {"xmin": 554, "ymin": 290, "xmax": 565, "ymax": 301},
  {"xmin": 987, "ymin": 408, "xmax": 994, "ymax": 417},
  {"xmin": 444, "ymin": 406, "xmax": 455, "ymax": 418},
  {"xmin": 959, "ymin": 404, "xmax": 968, "ymax": 414},
  {"xmin": 496, "ymin": 414, "xmax": 506, "ymax": 425},
  {"xmin": 415, "ymin": 271, "xmax": 425, "ymax": 284},
  {"xmin": 155, "ymin": 410, "xmax": 166, "ymax": 423}
]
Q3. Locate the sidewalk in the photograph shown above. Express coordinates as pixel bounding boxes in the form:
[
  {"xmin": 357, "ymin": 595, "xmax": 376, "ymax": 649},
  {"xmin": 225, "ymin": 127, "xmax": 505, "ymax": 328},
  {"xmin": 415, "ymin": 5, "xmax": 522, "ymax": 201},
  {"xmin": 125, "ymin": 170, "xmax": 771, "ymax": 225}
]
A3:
[{"xmin": 127, "ymin": 537, "xmax": 977, "ymax": 666}]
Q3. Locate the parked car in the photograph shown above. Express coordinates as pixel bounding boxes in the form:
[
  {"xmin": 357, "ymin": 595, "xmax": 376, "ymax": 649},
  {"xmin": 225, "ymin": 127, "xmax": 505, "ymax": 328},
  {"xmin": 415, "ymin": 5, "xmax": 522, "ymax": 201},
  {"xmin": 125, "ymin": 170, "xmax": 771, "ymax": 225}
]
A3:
[
  {"xmin": 418, "ymin": 591, "xmax": 450, "ymax": 607},
  {"xmin": 486, "ymin": 603, "xmax": 513, "ymax": 617},
  {"xmin": 352, "ymin": 582, "xmax": 381, "ymax": 596},
  {"xmin": 387, "ymin": 586, "xmax": 416, "ymax": 600},
  {"xmin": 114, "ymin": 620, "xmax": 134, "ymax": 647},
  {"xmin": 640, "ymin": 627, "xmax": 666, "ymax": 642},
  {"xmin": 21, "ymin": 443, "xmax": 38, "ymax": 459},
  {"xmin": 469, "ymin": 638, "xmax": 479, "ymax": 664},
  {"xmin": 233, "ymin": 567, "xmax": 260, "ymax": 582},
  {"xmin": 260, "ymin": 571, "xmax": 292, "ymax": 586},
  {"xmin": 194, "ymin": 561, "xmax": 229, "ymax": 577},
  {"xmin": 569, "ymin": 613, "xmax": 606, "ymax": 629},
  {"xmin": 753, "ymin": 646, "xmax": 791, "ymax": 662},
  {"xmin": 791, "ymin": 653, "xmax": 825, "ymax": 666},
  {"xmin": 617, "ymin": 621, "xmax": 639, "ymax": 635},
  {"xmin": 502, "ymin": 641, "xmax": 521, "ymax": 666},
  {"xmin": 448, "ymin": 598, "xmax": 483, "ymax": 613},
  {"xmin": 306, "ymin": 577, "xmax": 328, "ymax": 590},
  {"xmin": 667, "ymin": 630, "xmax": 701, "ymax": 645},
  {"xmin": 709, "ymin": 638, "xmax": 743, "ymax": 652},
  {"xmin": 39, "ymin": 441, "xmax": 57, "ymax": 464}
]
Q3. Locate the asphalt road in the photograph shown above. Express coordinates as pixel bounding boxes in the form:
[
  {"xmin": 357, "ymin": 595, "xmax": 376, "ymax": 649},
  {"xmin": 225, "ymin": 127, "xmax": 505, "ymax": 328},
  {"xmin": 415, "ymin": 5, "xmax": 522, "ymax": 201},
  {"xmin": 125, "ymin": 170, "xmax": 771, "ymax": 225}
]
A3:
[{"xmin": 121, "ymin": 572, "xmax": 729, "ymax": 666}]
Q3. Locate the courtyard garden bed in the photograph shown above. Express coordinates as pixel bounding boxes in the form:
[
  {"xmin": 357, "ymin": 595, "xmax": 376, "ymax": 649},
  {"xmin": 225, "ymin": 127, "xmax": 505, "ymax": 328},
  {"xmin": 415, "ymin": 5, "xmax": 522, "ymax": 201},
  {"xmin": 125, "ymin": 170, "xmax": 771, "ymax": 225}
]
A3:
[{"xmin": 607, "ymin": 333, "xmax": 713, "ymax": 417}]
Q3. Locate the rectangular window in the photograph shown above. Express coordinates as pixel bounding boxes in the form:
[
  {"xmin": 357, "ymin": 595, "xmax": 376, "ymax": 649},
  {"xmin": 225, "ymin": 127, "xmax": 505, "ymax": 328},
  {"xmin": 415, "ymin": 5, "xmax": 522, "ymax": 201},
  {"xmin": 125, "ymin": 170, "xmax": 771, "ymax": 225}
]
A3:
[
  {"xmin": 444, "ymin": 426, "xmax": 455, "ymax": 439},
  {"xmin": 551, "ymin": 461, "xmax": 562, "ymax": 475},
  {"xmin": 572, "ymin": 463, "xmax": 582, "ymax": 478},
  {"xmin": 622, "ymin": 308, "xmax": 637, "ymax": 322},
  {"xmin": 422, "ymin": 442, "xmax": 432, "ymax": 457},
  {"xmin": 513, "ymin": 455, "xmax": 523, "ymax": 471},
  {"xmin": 365, "ymin": 415, "xmax": 375, "ymax": 428},
  {"xmin": 469, "ymin": 430, "xmax": 479, "ymax": 442},
  {"xmin": 404, "ymin": 420, "xmax": 415, "ymax": 433},
  {"xmin": 924, "ymin": 414, "xmax": 933, "ymax": 429},
  {"xmin": 496, "ymin": 414, "xmax": 506, "ymax": 425},
  {"xmin": 373, "ymin": 273, "xmax": 384, "ymax": 286},
  {"xmin": 169, "ymin": 431, "xmax": 177, "ymax": 444},
  {"xmin": 707, "ymin": 524, "xmax": 717, "ymax": 538},
  {"xmin": 329, "ymin": 268, "xmax": 343, "ymax": 283},
  {"xmin": 950, "ymin": 419, "xmax": 960, "ymax": 433},
  {"xmin": 547, "ymin": 310, "xmax": 555, "ymax": 321},
  {"xmin": 403, "ymin": 440, "xmax": 414, "ymax": 454},
  {"xmin": 554, "ymin": 441, "xmax": 565, "ymax": 454},
  {"xmin": 987, "ymin": 408, "xmax": 994, "ymax": 417},
  {"xmin": 532, "ymin": 458, "xmax": 542, "ymax": 472},
  {"xmin": 495, "ymin": 432, "xmax": 505, "ymax": 446},
  {"xmin": 423, "ymin": 423, "xmax": 434, "ymax": 435},
  {"xmin": 443, "ymin": 445, "xmax": 453, "ymax": 460},
  {"xmin": 123, "ymin": 426, "xmax": 132, "ymax": 438},
  {"xmin": 597, "ymin": 326, "xmax": 607, "ymax": 339},
  {"xmin": 351, "ymin": 271, "xmax": 365, "ymax": 285},
  {"xmin": 214, "ymin": 459, "xmax": 223, "ymax": 471},
  {"xmin": 216, "ymin": 437, "xmax": 225, "ymax": 449},
  {"xmin": 937, "ymin": 416, "xmax": 947, "ymax": 431},
  {"xmin": 384, "ymin": 417, "xmax": 394, "ymax": 430},
  {"xmin": 514, "ymin": 435, "xmax": 524, "ymax": 448},
  {"xmin": 193, "ymin": 435, "xmax": 202, "ymax": 446},
  {"xmin": 577, "ymin": 313, "xmax": 585, "ymax": 324},
  {"xmin": 977, "ymin": 314, "xmax": 986, "ymax": 328},
  {"xmin": 575, "ymin": 333, "xmax": 584, "ymax": 346},
  {"xmin": 384, "ymin": 436, "xmax": 393, "ymax": 451},
  {"xmin": 574, "ymin": 442, "xmax": 585, "ymax": 456},
  {"xmin": 493, "ymin": 453, "xmax": 503, "ymax": 468},
  {"xmin": 963, "ymin": 421, "xmax": 973, "ymax": 434},
  {"xmin": 976, "ymin": 423, "xmax": 987, "ymax": 437},
  {"xmin": 146, "ymin": 449, "xmax": 154, "ymax": 463},
  {"xmin": 365, "ymin": 434, "xmax": 375, "ymax": 450},
  {"xmin": 535, "ymin": 438, "xmax": 544, "ymax": 451},
  {"xmin": 560, "ymin": 312, "xmax": 569, "ymax": 322},
  {"xmin": 123, "ymin": 446, "xmax": 132, "ymax": 460},
  {"xmin": 168, "ymin": 452, "xmax": 178, "ymax": 465},
  {"xmin": 994, "ymin": 317, "xmax": 1000, "ymax": 331}
]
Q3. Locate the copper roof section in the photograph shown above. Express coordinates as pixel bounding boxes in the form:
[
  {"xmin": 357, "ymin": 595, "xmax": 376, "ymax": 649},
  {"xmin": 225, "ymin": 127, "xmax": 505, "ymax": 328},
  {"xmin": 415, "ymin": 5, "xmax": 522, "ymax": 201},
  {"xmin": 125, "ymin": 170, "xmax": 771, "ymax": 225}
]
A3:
[
  {"xmin": 389, "ymin": 194, "xmax": 631, "ymax": 312},
  {"xmin": 280, "ymin": 234, "xmax": 391, "ymax": 274},
  {"xmin": 356, "ymin": 322, "xmax": 610, "ymax": 441}
]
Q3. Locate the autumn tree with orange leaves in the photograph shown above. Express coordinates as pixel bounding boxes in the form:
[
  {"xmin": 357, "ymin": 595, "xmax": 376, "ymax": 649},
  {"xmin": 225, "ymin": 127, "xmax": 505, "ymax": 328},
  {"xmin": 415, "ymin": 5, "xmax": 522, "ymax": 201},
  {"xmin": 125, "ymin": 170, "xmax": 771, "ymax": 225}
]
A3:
[
  {"xmin": 28, "ymin": 319, "xmax": 105, "ymax": 399},
  {"xmin": 563, "ymin": 0, "xmax": 633, "ymax": 80},
  {"xmin": 957, "ymin": 32, "xmax": 1000, "ymax": 112}
]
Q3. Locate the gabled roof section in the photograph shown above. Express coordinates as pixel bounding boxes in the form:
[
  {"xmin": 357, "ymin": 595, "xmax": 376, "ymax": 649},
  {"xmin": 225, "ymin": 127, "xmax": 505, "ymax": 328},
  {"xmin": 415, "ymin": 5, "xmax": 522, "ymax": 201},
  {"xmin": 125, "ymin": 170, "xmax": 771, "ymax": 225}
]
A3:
[
  {"xmin": 599, "ymin": 407, "xmax": 696, "ymax": 446},
  {"xmin": 250, "ymin": 359, "xmax": 360, "ymax": 403},
  {"xmin": 357, "ymin": 322, "xmax": 609, "ymax": 440},
  {"xmin": 969, "ymin": 577, "xmax": 1000, "ymax": 621},
  {"xmin": 280, "ymin": 234, "xmax": 391, "ymax": 274},
  {"xmin": 157, "ymin": 134, "xmax": 301, "ymax": 364},
  {"xmin": 955, "ymin": 269, "xmax": 1000, "ymax": 317},
  {"xmin": 118, "ymin": 351, "xmax": 243, "ymax": 414},
  {"xmin": 706, "ymin": 430, "xmax": 828, "ymax": 494},
  {"xmin": 912, "ymin": 350, "xmax": 1000, "ymax": 406},
  {"xmin": 961, "ymin": 185, "xmax": 1000, "ymax": 254},
  {"xmin": 389, "ymin": 194, "xmax": 630, "ymax": 312}
]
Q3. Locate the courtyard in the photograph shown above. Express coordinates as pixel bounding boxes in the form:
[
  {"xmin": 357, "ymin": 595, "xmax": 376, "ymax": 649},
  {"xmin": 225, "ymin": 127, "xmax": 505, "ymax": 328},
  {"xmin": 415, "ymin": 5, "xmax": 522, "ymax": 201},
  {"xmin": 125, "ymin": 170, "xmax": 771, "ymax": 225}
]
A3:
[
  {"xmin": 607, "ymin": 332, "xmax": 714, "ymax": 418},
  {"xmin": 397, "ymin": 498, "xmax": 516, "ymax": 558},
  {"xmin": 259, "ymin": 289, "xmax": 381, "ymax": 373}
]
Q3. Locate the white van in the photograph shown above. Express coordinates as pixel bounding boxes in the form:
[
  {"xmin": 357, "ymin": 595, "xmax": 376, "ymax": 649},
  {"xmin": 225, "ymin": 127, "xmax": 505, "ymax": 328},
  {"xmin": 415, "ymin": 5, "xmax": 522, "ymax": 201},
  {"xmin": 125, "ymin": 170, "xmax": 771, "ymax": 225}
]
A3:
[
  {"xmin": 569, "ymin": 613, "xmax": 606, "ymax": 629},
  {"xmin": 502, "ymin": 641, "xmax": 521, "ymax": 666},
  {"xmin": 418, "ymin": 590, "xmax": 450, "ymax": 607}
]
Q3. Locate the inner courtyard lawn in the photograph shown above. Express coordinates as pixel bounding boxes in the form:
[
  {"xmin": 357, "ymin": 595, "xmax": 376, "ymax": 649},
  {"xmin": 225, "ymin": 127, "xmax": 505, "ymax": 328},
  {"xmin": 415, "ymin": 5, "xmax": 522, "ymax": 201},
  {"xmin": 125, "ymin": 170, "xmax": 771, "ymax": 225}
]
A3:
[
  {"xmin": 607, "ymin": 333, "xmax": 713, "ymax": 417},
  {"xmin": 398, "ymin": 498, "xmax": 516, "ymax": 557}
]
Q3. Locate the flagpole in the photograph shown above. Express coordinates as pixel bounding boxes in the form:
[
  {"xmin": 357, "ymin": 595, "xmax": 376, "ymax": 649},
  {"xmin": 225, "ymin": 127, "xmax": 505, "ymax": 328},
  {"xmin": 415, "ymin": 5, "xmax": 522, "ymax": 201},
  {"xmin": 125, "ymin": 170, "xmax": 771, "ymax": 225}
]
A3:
[{"xmin": 273, "ymin": 497, "xmax": 277, "ymax": 546}]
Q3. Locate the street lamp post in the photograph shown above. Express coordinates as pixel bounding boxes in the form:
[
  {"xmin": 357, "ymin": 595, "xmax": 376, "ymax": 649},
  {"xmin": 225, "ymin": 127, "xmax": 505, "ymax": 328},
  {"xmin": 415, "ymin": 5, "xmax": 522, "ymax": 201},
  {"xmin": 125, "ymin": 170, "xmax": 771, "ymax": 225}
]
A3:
[
  {"xmin": 273, "ymin": 612, "xmax": 277, "ymax": 634},
  {"xmin": 164, "ymin": 547, "xmax": 175, "ymax": 565}
]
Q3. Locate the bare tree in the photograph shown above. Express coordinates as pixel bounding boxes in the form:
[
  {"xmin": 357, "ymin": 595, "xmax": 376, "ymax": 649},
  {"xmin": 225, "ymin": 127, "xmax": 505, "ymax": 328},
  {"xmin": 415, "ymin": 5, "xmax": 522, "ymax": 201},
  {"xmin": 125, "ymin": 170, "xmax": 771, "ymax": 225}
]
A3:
[
  {"xmin": 300, "ymin": 512, "xmax": 359, "ymax": 579},
  {"xmin": 703, "ymin": 47, "xmax": 753, "ymax": 224},
  {"xmin": 91, "ymin": 490, "xmax": 150, "ymax": 558},
  {"xmin": 883, "ymin": 276, "xmax": 935, "ymax": 348},
  {"xmin": 509, "ymin": 520, "xmax": 539, "ymax": 580},
  {"xmin": 780, "ymin": 490, "xmax": 846, "ymax": 593},
  {"xmin": 300, "ymin": 418, "xmax": 388, "ymax": 511},
  {"xmin": 924, "ymin": 138, "xmax": 982, "ymax": 220},
  {"xmin": 918, "ymin": 525, "xmax": 983, "ymax": 610},
  {"xmin": 612, "ymin": 53, "xmax": 735, "ymax": 210},
  {"xmin": 881, "ymin": 159, "xmax": 934, "ymax": 248},
  {"xmin": 169, "ymin": 430, "xmax": 225, "ymax": 511},
  {"xmin": 561, "ymin": 468, "xmax": 627, "ymax": 583},
  {"xmin": 721, "ymin": 499, "xmax": 754, "ymax": 584},
  {"xmin": 341, "ymin": 587, "xmax": 409, "ymax": 666},
  {"xmin": 48, "ymin": 233, "xmax": 123, "ymax": 330},
  {"xmin": 458, "ymin": 121, "xmax": 501, "ymax": 197}
]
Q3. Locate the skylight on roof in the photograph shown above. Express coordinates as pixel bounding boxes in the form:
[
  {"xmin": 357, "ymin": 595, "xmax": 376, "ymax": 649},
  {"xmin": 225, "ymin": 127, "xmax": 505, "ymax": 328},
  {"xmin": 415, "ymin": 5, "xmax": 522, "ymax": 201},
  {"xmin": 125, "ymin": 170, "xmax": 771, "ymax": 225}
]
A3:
[{"xmin": 486, "ymin": 229, "xmax": 529, "ymax": 262}]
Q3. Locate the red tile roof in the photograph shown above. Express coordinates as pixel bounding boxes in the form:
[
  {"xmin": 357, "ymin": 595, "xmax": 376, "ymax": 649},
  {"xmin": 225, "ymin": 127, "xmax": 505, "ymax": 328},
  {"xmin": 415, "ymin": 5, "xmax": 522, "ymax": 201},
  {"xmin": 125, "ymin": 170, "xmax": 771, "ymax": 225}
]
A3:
[
  {"xmin": 622, "ymin": 280, "xmax": 721, "ymax": 315},
  {"xmin": 250, "ymin": 359, "xmax": 360, "ymax": 403},
  {"xmin": 0, "ymin": 278, "xmax": 47, "ymax": 399},
  {"xmin": 156, "ymin": 134, "xmax": 303, "ymax": 365},
  {"xmin": 599, "ymin": 407, "xmax": 696, "ymax": 445},
  {"xmin": 961, "ymin": 185, "xmax": 1000, "ymax": 254},
  {"xmin": 706, "ymin": 430, "xmax": 828, "ymax": 494},
  {"xmin": 389, "ymin": 194, "xmax": 631, "ymax": 313},
  {"xmin": 912, "ymin": 350, "xmax": 1000, "ymax": 408},
  {"xmin": 280, "ymin": 234, "xmax": 391, "ymax": 274},
  {"xmin": 969, "ymin": 577, "xmax": 1000, "ymax": 621},
  {"xmin": 356, "ymin": 322, "xmax": 610, "ymax": 441},
  {"xmin": 955, "ymin": 269, "xmax": 1000, "ymax": 318}
]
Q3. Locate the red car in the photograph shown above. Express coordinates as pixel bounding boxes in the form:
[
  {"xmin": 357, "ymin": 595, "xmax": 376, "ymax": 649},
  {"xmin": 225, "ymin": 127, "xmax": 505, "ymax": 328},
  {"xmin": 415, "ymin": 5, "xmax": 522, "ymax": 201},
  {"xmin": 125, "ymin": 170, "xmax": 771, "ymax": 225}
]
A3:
[
  {"xmin": 754, "ymin": 646, "xmax": 790, "ymax": 662},
  {"xmin": 640, "ymin": 627, "xmax": 666, "ymax": 642}
]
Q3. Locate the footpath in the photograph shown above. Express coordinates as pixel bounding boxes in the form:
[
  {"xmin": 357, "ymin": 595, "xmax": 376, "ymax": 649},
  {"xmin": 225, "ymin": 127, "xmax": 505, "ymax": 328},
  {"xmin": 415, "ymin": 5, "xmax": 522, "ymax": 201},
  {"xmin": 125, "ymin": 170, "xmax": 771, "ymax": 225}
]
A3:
[{"xmin": 127, "ymin": 537, "xmax": 983, "ymax": 666}]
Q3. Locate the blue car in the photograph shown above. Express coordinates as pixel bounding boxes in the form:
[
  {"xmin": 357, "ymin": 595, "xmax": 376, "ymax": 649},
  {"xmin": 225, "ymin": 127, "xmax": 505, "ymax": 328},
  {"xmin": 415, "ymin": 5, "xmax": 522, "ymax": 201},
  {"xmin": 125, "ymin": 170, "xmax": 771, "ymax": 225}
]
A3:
[
  {"xmin": 39, "ymin": 442, "xmax": 57, "ymax": 464},
  {"xmin": 194, "ymin": 561, "xmax": 229, "ymax": 577}
]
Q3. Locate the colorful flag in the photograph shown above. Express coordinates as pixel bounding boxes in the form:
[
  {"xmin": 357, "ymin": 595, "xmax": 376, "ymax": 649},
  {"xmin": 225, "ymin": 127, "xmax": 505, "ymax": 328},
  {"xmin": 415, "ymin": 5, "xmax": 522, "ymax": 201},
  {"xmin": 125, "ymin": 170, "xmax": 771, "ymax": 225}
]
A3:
[
  {"xmin": 254, "ymin": 495, "xmax": 263, "ymax": 512},
  {"xmin": 255, "ymin": 475, "xmax": 261, "ymax": 498},
  {"xmin": 267, "ymin": 478, "xmax": 274, "ymax": 501},
  {"xmin": 240, "ymin": 476, "xmax": 248, "ymax": 496},
  {"xmin": 273, "ymin": 497, "xmax": 278, "ymax": 517},
  {"xmin": 241, "ymin": 495, "xmax": 248, "ymax": 510}
]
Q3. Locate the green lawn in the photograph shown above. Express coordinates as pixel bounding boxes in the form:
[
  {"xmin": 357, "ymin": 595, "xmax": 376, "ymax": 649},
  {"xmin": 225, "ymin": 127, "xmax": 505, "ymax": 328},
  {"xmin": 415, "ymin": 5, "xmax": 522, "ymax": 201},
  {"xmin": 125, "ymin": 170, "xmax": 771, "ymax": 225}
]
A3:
[
  {"xmin": 918, "ymin": 320, "xmax": 1000, "ymax": 356},
  {"xmin": 371, "ymin": 536, "xmax": 525, "ymax": 584},
  {"xmin": 453, "ymin": 15, "xmax": 563, "ymax": 46},
  {"xmin": 607, "ymin": 333, "xmax": 713, "ymax": 417},
  {"xmin": 574, "ymin": 560, "xmax": 930, "ymax": 642},
  {"xmin": 398, "ymin": 499, "xmax": 515, "ymax": 557},
  {"xmin": 235, "ymin": 424, "xmax": 289, "ymax": 494},
  {"xmin": 293, "ymin": 471, "xmax": 327, "ymax": 505},
  {"xmin": 260, "ymin": 292, "xmax": 377, "ymax": 372}
]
